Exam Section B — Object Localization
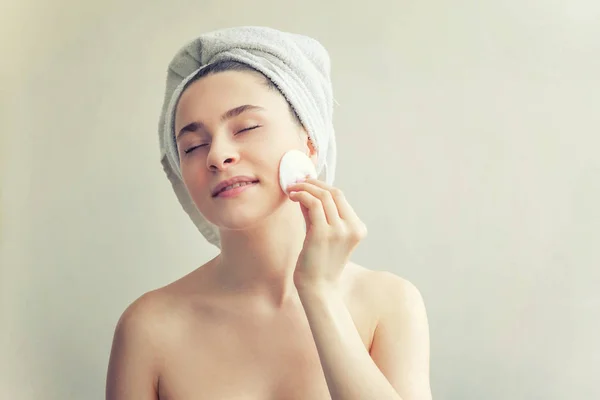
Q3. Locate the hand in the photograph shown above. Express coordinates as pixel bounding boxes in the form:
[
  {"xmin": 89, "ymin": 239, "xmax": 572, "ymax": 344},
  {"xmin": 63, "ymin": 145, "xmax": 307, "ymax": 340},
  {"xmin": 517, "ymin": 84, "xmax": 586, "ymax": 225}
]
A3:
[{"xmin": 287, "ymin": 178, "xmax": 368, "ymax": 289}]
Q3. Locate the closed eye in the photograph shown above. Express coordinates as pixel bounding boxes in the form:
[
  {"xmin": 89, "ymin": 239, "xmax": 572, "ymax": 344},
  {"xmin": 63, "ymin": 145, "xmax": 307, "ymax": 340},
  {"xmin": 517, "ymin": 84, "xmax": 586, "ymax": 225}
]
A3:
[
  {"xmin": 237, "ymin": 125, "xmax": 261, "ymax": 134},
  {"xmin": 184, "ymin": 125, "xmax": 261, "ymax": 154},
  {"xmin": 184, "ymin": 144, "xmax": 206, "ymax": 154}
]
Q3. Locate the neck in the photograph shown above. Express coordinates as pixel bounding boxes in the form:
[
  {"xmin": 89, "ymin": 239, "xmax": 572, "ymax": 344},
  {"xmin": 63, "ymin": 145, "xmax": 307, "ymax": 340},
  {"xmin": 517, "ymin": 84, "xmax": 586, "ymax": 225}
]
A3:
[{"xmin": 215, "ymin": 201, "xmax": 307, "ymax": 307}]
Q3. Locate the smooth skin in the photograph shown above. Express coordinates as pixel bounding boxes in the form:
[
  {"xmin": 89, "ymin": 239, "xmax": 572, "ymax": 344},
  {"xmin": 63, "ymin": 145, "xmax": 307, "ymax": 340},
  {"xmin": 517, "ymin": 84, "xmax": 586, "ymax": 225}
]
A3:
[{"xmin": 106, "ymin": 70, "xmax": 432, "ymax": 400}]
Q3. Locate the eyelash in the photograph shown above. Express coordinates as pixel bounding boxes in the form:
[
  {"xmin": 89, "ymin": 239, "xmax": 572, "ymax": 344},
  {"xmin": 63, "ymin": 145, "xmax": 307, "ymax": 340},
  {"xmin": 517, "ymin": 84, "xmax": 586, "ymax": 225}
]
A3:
[
  {"xmin": 236, "ymin": 124, "xmax": 261, "ymax": 134},
  {"xmin": 184, "ymin": 125, "xmax": 262, "ymax": 154}
]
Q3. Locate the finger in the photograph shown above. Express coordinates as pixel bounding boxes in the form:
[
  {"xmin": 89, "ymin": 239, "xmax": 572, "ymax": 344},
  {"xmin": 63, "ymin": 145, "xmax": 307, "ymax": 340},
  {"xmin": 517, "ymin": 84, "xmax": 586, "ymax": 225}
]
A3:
[
  {"xmin": 290, "ymin": 180, "xmax": 368, "ymax": 242},
  {"xmin": 288, "ymin": 181, "xmax": 341, "ymax": 225},
  {"xmin": 300, "ymin": 178, "xmax": 359, "ymax": 223},
  {"xmin": 289, "ymin": 190, "xmax": 328, "ymax": 228}
]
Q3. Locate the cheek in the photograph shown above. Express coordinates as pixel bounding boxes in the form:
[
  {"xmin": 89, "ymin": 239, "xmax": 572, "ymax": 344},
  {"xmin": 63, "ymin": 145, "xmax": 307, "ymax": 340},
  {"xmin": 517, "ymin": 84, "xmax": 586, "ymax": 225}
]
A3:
[
  {"xmin": 248, "ymin": 149, "xmax": 280, "ymax": 176},
  {"xmin": 181, "ymin": 163, "xmax": 210, "ymax": 193}
]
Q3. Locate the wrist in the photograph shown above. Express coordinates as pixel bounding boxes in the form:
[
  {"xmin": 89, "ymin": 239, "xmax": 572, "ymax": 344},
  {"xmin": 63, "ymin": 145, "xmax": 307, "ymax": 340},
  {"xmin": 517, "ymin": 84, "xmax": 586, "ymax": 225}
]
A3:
[{"xmin": 295, "ymin": 278, "xmax": 338, "ymax": 298}]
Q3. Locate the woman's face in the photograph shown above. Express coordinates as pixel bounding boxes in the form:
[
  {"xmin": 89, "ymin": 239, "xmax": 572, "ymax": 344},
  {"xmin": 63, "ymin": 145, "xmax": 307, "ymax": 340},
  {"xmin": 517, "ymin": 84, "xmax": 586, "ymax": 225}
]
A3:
[{"xmin": 174, "ymin": 70, "xmax": 315, "ymax": 231}]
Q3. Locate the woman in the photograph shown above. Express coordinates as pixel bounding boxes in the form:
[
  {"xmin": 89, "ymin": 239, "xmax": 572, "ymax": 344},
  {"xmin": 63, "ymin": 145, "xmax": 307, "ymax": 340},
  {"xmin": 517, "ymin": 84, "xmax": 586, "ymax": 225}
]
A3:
[{"xmin": 106, "ymin": 27, "xmax": 432, "ymax": 400}]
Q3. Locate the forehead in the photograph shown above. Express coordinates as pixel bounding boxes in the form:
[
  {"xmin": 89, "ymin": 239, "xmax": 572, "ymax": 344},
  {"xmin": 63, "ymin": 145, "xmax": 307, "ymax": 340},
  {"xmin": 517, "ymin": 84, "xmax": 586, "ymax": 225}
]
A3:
[
  {"xmin": 177, "ymin": 71, "xmax": 273, "ymax": 112},
  {"xmin": 174, "ymin": 71, "xmax": 291, "ymax": 134}
]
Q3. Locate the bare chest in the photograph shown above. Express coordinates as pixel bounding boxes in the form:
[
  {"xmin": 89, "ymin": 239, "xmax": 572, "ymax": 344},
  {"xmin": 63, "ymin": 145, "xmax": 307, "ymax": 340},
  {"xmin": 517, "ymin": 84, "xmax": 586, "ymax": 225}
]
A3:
[
  {"xmin": 158, "ymin": 336, "xmax": 330, "ymax": 399},
  {"xmin": 157, "ymin": 303, "xmax": 374, "ymax": 400}
]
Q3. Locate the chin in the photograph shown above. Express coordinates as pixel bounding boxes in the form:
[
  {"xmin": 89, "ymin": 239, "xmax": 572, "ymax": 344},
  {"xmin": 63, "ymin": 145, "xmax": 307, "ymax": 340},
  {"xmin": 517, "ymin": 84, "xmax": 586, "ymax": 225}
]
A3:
[
  {"xmin": 200, "ymin": 195, "xmax": 288, "ymax": 231},
  {"xmin": 214, "ymin": 213, "xmax": 266, "ymax": 231}
]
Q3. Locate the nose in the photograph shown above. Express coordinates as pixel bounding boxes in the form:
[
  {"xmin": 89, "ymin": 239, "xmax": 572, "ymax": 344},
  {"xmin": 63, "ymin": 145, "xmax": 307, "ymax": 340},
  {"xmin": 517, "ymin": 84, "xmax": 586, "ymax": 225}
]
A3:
[{"xmin": 206, "ymin": 138, "xmax": 239, "ymax": 172}]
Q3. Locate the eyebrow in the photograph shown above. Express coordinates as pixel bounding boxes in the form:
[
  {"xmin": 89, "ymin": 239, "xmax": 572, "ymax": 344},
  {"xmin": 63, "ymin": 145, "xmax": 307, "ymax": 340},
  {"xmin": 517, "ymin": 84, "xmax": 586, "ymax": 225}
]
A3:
[{"xmin": 176, "ymin": 104, "xmax": 265, "ymax": 140}]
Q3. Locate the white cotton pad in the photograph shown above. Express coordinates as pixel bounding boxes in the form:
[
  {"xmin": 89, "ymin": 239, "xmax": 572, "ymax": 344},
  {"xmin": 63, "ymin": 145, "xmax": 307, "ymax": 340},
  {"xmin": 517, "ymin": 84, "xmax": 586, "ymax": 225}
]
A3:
[{"xmin": 279, "ymin": 149, "xmax": 318, "ymax": 194}]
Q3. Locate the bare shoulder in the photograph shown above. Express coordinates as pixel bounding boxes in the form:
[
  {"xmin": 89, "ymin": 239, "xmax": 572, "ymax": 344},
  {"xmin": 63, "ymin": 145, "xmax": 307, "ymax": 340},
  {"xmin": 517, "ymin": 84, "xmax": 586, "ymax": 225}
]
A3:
[
  {"xmin": 109, "ymin": 288, "xmax": 182, "ymax": 363},
  {"xmin": 114, "ymin": 272, "xmax": 203, "ymax": 341},
  {"xmin": 115, "ymin": 289, "xmax": 176, "ymax": 333},
  {"xmin": 344, "ymin": 261, "xmax": 427, "ymax": 314},
  {"xmin": 106, "ymin": 289, "xmax": 179, "ymax": 399}
]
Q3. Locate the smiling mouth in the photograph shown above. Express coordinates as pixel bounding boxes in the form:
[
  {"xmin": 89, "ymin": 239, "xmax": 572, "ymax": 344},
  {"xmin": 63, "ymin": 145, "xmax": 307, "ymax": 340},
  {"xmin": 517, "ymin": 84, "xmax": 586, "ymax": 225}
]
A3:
[{"xmin": 215, "ymin": 180, "xmax": 259, "ymax": 196}]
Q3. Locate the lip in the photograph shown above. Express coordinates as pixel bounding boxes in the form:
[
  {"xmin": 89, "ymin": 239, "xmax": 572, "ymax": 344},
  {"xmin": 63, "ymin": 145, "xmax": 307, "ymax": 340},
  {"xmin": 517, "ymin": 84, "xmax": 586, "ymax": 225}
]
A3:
[
  {"xmin": 215, "ymin": 182, "xmax": 258, "ymax": 198},
  {"xmin": 212, "ymin": 176, "xmax": 260, "ymax": 197}
]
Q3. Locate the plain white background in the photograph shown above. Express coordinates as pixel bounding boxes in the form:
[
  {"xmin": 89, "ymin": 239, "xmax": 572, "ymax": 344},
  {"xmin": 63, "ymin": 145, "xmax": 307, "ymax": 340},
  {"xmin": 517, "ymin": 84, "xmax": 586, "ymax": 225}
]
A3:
[{"xmin": 1, "ymin": 0, "xmax": 599, "ymax": 398}]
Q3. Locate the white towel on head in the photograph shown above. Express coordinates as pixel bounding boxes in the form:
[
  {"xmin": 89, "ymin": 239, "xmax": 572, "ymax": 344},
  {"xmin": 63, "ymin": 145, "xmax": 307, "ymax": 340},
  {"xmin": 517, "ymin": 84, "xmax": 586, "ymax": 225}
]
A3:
[{"xmin": 158, "ymin": 26, "xmax": 337, "ymax": 248}]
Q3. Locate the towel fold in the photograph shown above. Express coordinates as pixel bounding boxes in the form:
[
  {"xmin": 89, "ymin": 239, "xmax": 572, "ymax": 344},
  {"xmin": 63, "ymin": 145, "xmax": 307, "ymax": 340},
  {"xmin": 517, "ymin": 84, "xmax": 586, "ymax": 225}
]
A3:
[{"xmin": 158, "ymin": 26, "xmax": 336, "ymax": 248}]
